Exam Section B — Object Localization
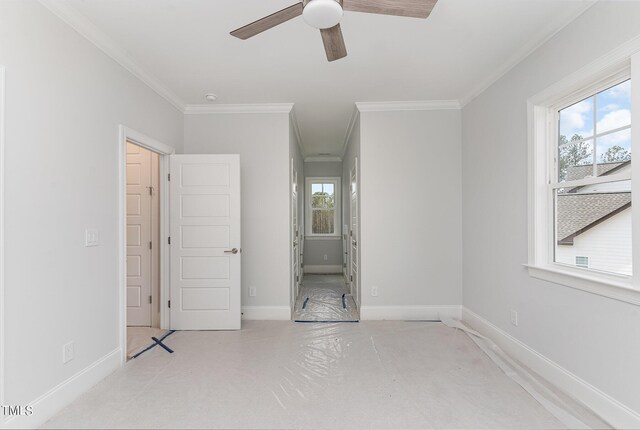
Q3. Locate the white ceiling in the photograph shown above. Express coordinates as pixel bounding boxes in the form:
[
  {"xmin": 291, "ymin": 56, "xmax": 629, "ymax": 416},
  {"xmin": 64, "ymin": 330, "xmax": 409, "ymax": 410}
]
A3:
[{"xmin": 61, "ymin": 0, "xmax": 594, "ymax": 156}]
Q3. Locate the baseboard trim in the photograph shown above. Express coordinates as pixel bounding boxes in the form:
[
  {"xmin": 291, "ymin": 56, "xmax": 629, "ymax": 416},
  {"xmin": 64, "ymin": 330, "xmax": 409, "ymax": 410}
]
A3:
[
  {"xmin": 303, "ymin": 265, "xmax": 343, "ymax": 274},
  {"xmin": 360, "ymin": 305, "xmax": 462, "ymax": 321},
  {"xmin": 241, "ymin": 306, "xmax": 290, "ymax": 320},
  {"xmin": 5, "ymin": 347, "xmax": 121, "ymax": 429},
  {"xmin": 462, "ymin": 306, "xmax": 640, "ymax": 429}
]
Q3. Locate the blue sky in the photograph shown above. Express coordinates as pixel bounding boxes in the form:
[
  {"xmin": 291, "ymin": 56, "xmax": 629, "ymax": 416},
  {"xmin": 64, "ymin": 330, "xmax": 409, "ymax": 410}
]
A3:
[{"xmin": 559, "ymin": 79, "xmax": 631, "ymax": 163}]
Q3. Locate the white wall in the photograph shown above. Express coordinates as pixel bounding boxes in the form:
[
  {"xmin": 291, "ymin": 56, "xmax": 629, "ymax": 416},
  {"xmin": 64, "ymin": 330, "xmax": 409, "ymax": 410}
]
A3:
[
  {"xmin": 0, "ymin": 1, "xmax": 183, "ymax": 426},
  {"xmin": 304, "ymin": 161, "xmax": 343, "ymax": 269},
  {"xmin": 462, "ymin": 1, "xmax": 640, "ymax": 425},
  {"xmin": 359, "ymin": 109, "xmax": 462, "ymax": 317},
  {"xmin": 183, "ymin": 112, "xmax": 291, "ymax": 315},
  {"xmin": 304, "ymin": 161, "xmax": 342, "ymax": 177}
]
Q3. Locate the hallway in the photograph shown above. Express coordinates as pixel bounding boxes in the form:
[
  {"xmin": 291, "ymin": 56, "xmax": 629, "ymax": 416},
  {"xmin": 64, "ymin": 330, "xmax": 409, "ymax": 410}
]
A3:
[{"xmin": 293, "ymin": 274, "xmax": 359, "ymax": 322}]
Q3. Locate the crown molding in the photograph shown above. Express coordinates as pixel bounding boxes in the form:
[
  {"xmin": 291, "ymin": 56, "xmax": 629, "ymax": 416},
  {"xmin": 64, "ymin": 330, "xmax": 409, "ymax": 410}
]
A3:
[
  {"xmin": 340, "ymin": 105, "xmax": 360, "ymax": 158},
  {"xmin": 289, "ymin": 108, "xmax": 307, "ymax": 158},
  {"xmin": 304, "ymin": 156, "xmax": 342, "ymax": 163},
  {"xmin": 459, "ymin": 1, "xmax": 597, "ymax": 107},
  {"xmin": 355, "ymin": 100, "xmax": 461, "ymax": 112},
  {"xmin": 38, "ymin": 0, "xmax": 186, "ymax": 113},
  {"xmin": 183, "ymin": 103, "xmax": 295, "ymax": 114}
]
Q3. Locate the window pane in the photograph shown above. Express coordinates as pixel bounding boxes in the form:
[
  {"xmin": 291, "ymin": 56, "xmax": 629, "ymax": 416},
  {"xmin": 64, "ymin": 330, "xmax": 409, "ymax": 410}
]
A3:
[
  {"xmin": 311, "ymin": 182, "xmax": 336, "ymax": 209},
  {"xmin": 312, "ymin": 209, "xmax": 334, "ymax": 234},
  {"xmin": 559, "ymin": 97, "xmax": 594, "ymax": 142},
  {"xmin": 312, "ymin": 193, "xmax": 328, "ymax": 209},
  {"xmin": 596, "ymin": 128, "xmax": 631, "ymax": 165},
  {"xmin": 596, "ymin": 80, "xmax": 631, "ymax": 134},
  {"xmin": 324, "ymin": 183, "xmax": 334, "ymax": 195},
  {"xmin": 559, "ymin": 138, "xmax": 593, "ymax": 182},
  {"xmin": 554, "ymin": 185, "xmax": 631, "ymax": 276}
]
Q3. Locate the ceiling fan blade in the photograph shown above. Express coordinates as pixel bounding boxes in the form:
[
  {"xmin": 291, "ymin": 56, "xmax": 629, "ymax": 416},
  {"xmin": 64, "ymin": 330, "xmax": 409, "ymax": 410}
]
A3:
[
  {"xmin": 230, "ymin": 3, "xmax": 303, "ymax": 40},
  {"xmin": 342, "ymin": 0, "xmax": 438, "ymax": 19},
  {"xmin": 320, "ymin": 24, "xmax": 347, "ymax": 62}
]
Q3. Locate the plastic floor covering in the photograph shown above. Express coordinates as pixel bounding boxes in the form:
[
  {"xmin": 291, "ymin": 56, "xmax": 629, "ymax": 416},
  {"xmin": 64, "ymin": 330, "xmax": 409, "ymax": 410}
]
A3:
[
  {"xmin": 42, "ymin": 320, "xmax": 608, "ymax": 430},
  {"xmin": 293, "ymin": 274, "xmax": 359, "ymax": 322}
]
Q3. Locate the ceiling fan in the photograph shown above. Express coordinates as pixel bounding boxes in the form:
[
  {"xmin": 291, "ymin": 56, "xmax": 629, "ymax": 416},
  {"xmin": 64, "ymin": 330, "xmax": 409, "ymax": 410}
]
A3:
[{"xmin": 230, "ymin": 0, "xmax": 438, "ymax": 62}]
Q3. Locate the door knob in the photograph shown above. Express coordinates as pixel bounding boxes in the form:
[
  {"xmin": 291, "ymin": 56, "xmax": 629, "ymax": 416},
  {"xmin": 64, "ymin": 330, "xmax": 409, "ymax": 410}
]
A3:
[{"xmin": 224, "ymin": 248, "xmax": 239, "ymax": 254}]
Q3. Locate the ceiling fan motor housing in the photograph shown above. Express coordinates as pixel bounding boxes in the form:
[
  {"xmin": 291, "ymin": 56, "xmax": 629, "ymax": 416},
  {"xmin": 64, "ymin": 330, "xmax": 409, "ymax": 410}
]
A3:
[{"xmin": 303, "ymin": 0, "xmax": 344, "ymax": 29}]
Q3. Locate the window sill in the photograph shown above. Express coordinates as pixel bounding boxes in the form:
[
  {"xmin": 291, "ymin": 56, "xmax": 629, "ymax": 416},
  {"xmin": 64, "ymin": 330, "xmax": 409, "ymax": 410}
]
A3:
[
  {"xmin": 524, "ymin": 264, "xmax": 640, "ymax": 306},
  {"xmin": 305, "ymin": 235, "xmax": 342, "ymax": 241}
]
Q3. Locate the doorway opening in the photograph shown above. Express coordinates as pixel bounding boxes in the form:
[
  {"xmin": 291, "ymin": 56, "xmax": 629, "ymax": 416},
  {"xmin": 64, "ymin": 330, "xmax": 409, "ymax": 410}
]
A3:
[
  {"xmin": 119, "ymin": 126, "xmax": 174, "ymax": 363},
  {"xmin": 125, "ymin": 141, "xmax": 164, "ymax": 357},
  {"xmin": 291, "ymin": 165, "xmax": 360, "ymax": 322}
]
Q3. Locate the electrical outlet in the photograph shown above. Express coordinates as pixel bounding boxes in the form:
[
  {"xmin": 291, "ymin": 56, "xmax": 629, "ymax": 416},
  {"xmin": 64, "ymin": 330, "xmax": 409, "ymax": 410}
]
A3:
[
  {"xmin": 63, "ymin": 341, "xmax": 74, "ymax": 364},
  {"xmin": 323, "ymin": 254, "xmax": 328, "ymax": 261},
  {"xmin": 85, "ymin": 228, "xmax": 99, "ymax": 247},
  {"xmin": 249, "ymin": 287, "xmax": 256, "ymax": 297},
  {"xmin": 510, "ymin": 310, "xmax": 518, "ymax": 327},
  {"xmin": 371, "ymin": 286, "xmax": 378, "ymax": 297}
]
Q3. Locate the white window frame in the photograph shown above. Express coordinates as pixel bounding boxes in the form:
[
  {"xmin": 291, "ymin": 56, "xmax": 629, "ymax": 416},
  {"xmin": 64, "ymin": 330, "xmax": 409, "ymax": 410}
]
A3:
[
  {"xmin": 306, "ymin": 177, "xmax": 341, "ymax": 239},
  {"xmin": 527, "ymin": 50, "xmax": 640, "ymax": 306}
]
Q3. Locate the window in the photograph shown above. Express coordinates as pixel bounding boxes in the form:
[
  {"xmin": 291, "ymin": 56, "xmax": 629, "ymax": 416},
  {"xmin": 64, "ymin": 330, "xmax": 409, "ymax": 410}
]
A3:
[
  {"xmin": 306, "ymin": 177, "xmax": 340, "ymax": 237},
  {"xmin": 553, "ymin": 79, "xmax": 631, "ymax": 276},
  {"xmin": 528, "ymin": 59, "xmax": 638, "ymax": 299},
  {"xmin": 575, "ymin": 256, "xmax": 590, "ymax": 268}
]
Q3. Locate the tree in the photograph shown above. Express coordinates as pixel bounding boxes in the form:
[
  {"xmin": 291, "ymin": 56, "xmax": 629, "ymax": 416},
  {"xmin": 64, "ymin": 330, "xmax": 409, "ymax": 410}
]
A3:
[
  {"xmin": 600, "ymin": 145, "xmax": 631, "ymax": 163},
  {"xmin": 311, "ymin": 192, "xmax": 335, "ymax": 234},
  {"xmin": 558, "ymin": 134, "xmax": 591, "ymax": 181}
]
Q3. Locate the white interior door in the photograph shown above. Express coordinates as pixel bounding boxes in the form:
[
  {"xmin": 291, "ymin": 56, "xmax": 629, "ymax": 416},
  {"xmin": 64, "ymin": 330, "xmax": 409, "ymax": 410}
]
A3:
[
  {"xmin": 126, "ymin": 142, "xmax": 152, "ymax": 326},
  {"xmin": 170, "ymin": 154, "xmax": 241, "ymax": 330},
  {"xmin": 291, "ymin": 161, "xmax": 300, "ymax": 307},
  {"xmin": 350, "ymin": 159, "xmax": 359, "ymax": 307}
]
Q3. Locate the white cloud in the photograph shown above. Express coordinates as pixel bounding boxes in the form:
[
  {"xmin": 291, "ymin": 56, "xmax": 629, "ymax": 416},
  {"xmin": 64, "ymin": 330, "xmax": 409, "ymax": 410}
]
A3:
[
  {"xmin": 560, "ymin": 99, "xmax": 593, "ymax": 137},
  {"xmin": 596, "ymin": 109, "xmax": 631, "ymax": 136},
  {"xmin": 606, "ymin": 80, "xmax": 631, "ymax": 99},
  {"xmin": 599, "ymin": 103, "xmax": 620, "ymax": 113}
]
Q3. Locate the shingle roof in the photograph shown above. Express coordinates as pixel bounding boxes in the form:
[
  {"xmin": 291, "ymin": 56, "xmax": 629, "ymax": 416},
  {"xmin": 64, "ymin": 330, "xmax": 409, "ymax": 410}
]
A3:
[
  {"xmin": 556, "ymin": 192, "xmax": 631, "ymax": 244},
  {"xmin": 566, "ymin": 161, "xmax": 628, "ymax": 182}
]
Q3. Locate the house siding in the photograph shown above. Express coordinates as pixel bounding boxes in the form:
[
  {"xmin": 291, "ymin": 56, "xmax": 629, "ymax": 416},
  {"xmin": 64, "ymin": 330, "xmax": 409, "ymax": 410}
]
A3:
[{"xmin": 556, "ymin": 207, "xmax": 632, "ymax": 275}]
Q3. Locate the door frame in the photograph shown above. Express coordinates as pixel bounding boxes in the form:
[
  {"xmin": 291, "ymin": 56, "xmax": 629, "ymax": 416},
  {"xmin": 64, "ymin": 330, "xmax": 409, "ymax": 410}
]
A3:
[
  {"xmin": 290, "ymin": 159, "xmax": 299, "ymax": 314},
  {"xmin": 349, "ymin": 157, "xmax": 360, "ymax": 309},
  {"xmin": 118, "ymin": 126, "xmax": 173, "ymax": 364},
  {"xmin": 0, "ymin": 65, "xmax": 6, "ymax": 428}
]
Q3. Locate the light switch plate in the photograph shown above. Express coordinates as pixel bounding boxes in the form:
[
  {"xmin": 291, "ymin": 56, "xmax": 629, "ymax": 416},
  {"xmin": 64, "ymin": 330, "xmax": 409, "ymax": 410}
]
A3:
[{"xmin": 85, "ymin": 228, "xmax": 99, "ymax": 247}]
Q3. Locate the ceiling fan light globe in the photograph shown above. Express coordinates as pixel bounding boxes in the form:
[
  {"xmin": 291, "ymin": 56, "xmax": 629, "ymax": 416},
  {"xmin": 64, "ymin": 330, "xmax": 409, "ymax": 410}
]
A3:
[{"xmin": 303, "ymin": 0, "xmax": 343, "ymax": 29}]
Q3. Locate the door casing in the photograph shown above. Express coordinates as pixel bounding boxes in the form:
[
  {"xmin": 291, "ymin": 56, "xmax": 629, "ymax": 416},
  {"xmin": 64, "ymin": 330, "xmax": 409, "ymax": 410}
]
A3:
[
  {"xmin": 290, "ymin": 159, "xmax": 300, "ymax": 314},
  {"xmin": 349, "ymin": 158, "xmax": 360, "ymax": 309}
]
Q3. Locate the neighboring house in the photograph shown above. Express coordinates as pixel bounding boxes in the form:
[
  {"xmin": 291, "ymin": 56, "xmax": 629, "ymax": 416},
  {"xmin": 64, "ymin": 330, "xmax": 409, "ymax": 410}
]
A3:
[{"xmin": 556, "ymin": 161, "xmax": 632, "ymax": 275}]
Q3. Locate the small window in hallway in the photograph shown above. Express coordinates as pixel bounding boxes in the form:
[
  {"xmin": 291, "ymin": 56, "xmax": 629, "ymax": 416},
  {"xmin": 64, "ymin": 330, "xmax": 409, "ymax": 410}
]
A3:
[{"xmin": 306, "ymin": 177, "xmax": 341, "ymax": 237}]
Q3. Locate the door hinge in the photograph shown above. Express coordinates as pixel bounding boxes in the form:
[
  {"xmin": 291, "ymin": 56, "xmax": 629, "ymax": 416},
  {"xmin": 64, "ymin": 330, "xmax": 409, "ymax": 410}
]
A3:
[
  {"xmin": 168, "ymin": 300, "xmax": 171, "ymax": 308},
  {"xmin": 168, "ymin": 237, "xmax": 171, "ymax": 245},
  {"xmin": 149, "ymin": 241, "xmax": 152, "ymax": 250},
  {"xmin": 296, "ymin": 275, "xmax": 299, "ymax": 282},
  {"xmin": 168, "ymin": 173, "xmax": 171, "ymax": 181},
  {"xmin": 149, "ymin": 295, "xmax": 152, "ymax": 304},
  {"xmin": 350, "ymin": 275, "xmax": 353, "ymax": 281}
]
